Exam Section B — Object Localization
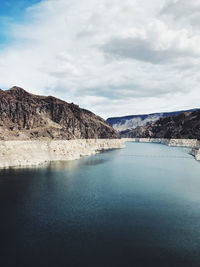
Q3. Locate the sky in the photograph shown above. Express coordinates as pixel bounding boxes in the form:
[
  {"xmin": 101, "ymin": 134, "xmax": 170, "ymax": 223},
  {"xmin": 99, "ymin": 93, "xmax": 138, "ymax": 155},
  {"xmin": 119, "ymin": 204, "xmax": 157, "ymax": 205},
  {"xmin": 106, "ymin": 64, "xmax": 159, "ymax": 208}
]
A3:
[{"xmin": 0, "ymin": 0, "xmax": 200, "ymax": 118}]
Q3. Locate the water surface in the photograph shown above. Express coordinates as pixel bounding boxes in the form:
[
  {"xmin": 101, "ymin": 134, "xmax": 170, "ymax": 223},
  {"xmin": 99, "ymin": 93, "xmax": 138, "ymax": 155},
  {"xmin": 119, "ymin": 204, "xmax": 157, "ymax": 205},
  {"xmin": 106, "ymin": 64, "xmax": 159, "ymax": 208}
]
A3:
[{"xmin": 1, "ymin": 142, "xmax": 200, "ymax": 267}]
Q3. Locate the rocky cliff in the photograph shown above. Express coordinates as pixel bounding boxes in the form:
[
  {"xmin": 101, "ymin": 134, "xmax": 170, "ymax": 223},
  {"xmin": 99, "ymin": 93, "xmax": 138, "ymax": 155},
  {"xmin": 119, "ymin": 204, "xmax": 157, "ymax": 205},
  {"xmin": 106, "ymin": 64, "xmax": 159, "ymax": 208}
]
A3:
[
  {"xmin": 121, "ymin": 110, "xmax": 200, "ymax": 140},
  {"xmin": 0, "ymin": 86, "xmax": 119, "ymax": 140}
]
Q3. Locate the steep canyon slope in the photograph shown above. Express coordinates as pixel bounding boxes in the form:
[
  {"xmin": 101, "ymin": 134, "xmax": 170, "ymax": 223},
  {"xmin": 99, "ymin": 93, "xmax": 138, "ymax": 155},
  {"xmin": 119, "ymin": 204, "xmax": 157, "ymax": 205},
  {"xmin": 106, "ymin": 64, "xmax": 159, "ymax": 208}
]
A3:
[
  {"xmin": 107, "ymin": 109, "xmax": 198, "ymax": 132},
  {"xmin": 120, "ymin": 110, "xmax": 200, "ymax": 140},
  {"xmin": 0, "ymin": 86, "xmax": 119, "ymax": 140}
]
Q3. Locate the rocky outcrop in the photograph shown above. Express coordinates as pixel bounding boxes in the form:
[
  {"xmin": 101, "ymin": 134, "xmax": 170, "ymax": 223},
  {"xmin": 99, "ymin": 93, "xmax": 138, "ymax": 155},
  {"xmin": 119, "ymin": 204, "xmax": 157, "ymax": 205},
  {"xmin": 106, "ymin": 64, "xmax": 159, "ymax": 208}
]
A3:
[
  {"xmin": 0, "ymin": 139, "xmax": 125, "ymax": 168},
  {"xmin": 0, "ymin": 86, "xmax": 119, "ymax": 140},
  {"xmin": 120, "ymin": 110, "xmax": 200, "ymax": 140},
  {"xmin": 192, "ymin": 148, "xmax": 200, "ymax": 161}
]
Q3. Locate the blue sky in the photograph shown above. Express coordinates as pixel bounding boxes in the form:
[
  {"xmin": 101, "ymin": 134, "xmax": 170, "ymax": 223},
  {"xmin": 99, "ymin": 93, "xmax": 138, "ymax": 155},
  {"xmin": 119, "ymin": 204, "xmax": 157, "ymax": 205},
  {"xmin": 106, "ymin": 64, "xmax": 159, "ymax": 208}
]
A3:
[
  {"xmin": 0, "ymin": 0, "xmax": 199, "ymax": 118},
  {"xmin": 0, "ymin": 0, "xmax": 41, "ymax": 46}
]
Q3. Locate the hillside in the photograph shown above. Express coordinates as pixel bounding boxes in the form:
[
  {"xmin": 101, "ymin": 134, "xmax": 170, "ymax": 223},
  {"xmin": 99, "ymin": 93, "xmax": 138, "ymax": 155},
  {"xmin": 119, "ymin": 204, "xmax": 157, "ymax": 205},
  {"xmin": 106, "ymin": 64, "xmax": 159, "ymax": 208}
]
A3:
[
  {"xmin": 120, "ymin": 110, "xmax": 200, "ymax": 140},
  {"xmin": 107, "ymin": 109, "xmax": 198, "ymax": 132},
  {"xmin": 0, "ymin": 86, "xmax": 119, "ymax": 140}
]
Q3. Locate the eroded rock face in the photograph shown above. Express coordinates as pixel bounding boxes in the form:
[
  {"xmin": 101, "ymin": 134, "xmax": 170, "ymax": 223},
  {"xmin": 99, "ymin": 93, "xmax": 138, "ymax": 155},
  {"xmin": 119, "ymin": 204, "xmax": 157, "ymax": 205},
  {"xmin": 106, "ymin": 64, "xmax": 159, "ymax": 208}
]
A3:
[
  {"xmin": 0, "ymin": 86, "xmax": 120, "ymax": 140},
  {"xmin": 120, "ymin": 110, "xmax": 200, "ymax": 140}
]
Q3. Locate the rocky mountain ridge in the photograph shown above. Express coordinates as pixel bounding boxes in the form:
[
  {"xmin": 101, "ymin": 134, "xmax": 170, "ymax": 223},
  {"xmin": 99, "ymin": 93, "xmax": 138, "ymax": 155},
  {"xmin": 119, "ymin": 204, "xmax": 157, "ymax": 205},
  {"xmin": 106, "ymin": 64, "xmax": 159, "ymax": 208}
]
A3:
[
  {"xmin": 120, "ymin": 110, "xmax": 200, "ymax": 140},
  {"xmin": 0, "ymin": 86, "xmax": 119, "ymax": 140},
  {"xmin": 107, "ymin": 109, "xmax": 199, "ymax": 131}
]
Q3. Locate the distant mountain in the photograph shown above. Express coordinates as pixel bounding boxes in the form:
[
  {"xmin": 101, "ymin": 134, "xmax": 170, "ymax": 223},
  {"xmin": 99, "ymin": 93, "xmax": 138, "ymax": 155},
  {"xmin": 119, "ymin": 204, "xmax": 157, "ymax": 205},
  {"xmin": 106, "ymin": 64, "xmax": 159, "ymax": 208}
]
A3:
[
  {"xmin": 120, "ymin": 109, "xmax": 200, "ymax": 140},
  {"xmin": 107, "ymin": 109, "xmax": 199, "ymax": 132},
  {"xmin": 0, "ymin": 86, "xmax": 119, "ymax": 140}
]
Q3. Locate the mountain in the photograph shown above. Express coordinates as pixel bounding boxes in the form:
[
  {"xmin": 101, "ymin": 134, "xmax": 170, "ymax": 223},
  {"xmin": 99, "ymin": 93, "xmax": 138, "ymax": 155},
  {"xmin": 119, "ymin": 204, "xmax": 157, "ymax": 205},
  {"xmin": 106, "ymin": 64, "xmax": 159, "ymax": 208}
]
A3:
[
  {"xmin": 120, "ymin": 109, "xmax": 200, "ymax": 140},
  {"xmin": 0, "ymin": 86, "xmax": 119, "ymax": 140},
  {"xmin": 107, "ymin": 109, "xmax": 199, "ymax": 132}
]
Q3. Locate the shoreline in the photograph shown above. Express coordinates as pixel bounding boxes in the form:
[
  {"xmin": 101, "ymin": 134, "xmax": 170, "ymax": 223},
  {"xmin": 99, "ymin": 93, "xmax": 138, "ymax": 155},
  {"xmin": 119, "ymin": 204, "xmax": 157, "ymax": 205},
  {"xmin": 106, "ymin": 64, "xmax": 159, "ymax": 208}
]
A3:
[
  {"xmin": 1, "ymin": 137, "xmax": 199, "ymax": 169},
  {"xmin": 0, "ymin": 139, "xmax": 125, "ymax": 169},
  {"xmin": 123, "ymin": 138, "xmax": 200, "ymax": 161}
]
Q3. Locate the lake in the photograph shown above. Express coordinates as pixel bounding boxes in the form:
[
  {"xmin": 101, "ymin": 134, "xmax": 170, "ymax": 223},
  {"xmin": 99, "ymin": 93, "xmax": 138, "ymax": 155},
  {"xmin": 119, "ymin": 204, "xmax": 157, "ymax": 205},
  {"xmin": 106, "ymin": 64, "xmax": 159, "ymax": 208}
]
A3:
[{"xmin": 1, "ymin": 142, "xmax": 200, "ymax": 267}]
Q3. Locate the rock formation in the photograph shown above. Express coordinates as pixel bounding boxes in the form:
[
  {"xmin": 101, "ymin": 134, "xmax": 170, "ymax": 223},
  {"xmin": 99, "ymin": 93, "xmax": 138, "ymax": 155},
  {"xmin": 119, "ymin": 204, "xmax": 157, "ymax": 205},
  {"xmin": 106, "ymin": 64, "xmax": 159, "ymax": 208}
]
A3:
[
  {"xmin": 0, "ymin": 86, "xmax": 119, "ymax": 140},
  {"xmin": 120, "ymin": 110, "xmax": 200, "ymax": 140},
  {"xmin": 107, "ymin": 109, "xmax": 198, "ymax": 131}
]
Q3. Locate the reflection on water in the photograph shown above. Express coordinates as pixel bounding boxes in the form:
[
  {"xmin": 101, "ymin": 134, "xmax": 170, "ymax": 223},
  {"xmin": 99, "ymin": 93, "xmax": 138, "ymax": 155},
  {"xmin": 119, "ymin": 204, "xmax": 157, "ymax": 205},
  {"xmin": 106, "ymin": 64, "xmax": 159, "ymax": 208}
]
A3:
[
  {"xmin": 0, "ymin": 142, "xmax": 200, "ymax": 267},
  {"xmin": 48, "ymin": 157, "xmax": 109, "ymax": 170},
  {"xmin": 47, "ymin": 159, "xmax": 82, "ymax": 171}
]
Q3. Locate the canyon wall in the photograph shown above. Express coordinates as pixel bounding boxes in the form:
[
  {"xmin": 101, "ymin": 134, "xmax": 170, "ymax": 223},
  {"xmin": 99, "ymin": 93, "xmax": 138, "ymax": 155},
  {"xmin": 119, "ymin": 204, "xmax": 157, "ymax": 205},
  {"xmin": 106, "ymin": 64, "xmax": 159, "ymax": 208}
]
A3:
[
  {"xmin": 0, "ymin": 87, "xmax": 119, "ymax": 140},
  {"xmin": 120, "ymin": 110, "xmax": 200, "ymax": 140}
]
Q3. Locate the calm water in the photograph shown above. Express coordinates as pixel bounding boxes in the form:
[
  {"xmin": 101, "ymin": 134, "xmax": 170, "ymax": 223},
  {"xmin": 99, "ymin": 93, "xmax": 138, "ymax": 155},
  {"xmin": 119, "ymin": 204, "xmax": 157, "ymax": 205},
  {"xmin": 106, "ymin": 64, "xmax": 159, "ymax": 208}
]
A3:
[{"xmin": 1, "ymin": 142, "xmax": 200, "ymax": 267}]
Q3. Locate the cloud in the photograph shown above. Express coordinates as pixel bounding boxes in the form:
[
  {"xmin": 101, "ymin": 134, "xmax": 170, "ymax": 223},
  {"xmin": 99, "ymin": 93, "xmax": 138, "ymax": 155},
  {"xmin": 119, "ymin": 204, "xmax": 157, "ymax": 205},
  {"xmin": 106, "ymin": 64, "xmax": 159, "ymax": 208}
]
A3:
[
  {"xmin": 160, "ymin": 0, "xmax": 200, "ymax": 28},
  {"xmin": 102, "ymin": 36, "xmax": 200, "ymax": 64},
  {"xmin": 0, "ymin": 0, "xmax": 199, "ymax": 118},
  {"xmin": 161, "ymin": 0, "xmax": 200, "ymax": 19}
]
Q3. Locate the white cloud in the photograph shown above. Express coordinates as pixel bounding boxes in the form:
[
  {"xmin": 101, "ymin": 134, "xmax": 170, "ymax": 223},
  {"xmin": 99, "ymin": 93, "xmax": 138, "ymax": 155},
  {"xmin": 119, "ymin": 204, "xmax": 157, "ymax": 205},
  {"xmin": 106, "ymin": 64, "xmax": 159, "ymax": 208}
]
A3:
[
  {"xmin": 161, "ymin": 0, "xmax": 200, "ymax": 19},
  {"xmin": 0, "ymin": 0, "xmax": 200, "ymax": 118}
]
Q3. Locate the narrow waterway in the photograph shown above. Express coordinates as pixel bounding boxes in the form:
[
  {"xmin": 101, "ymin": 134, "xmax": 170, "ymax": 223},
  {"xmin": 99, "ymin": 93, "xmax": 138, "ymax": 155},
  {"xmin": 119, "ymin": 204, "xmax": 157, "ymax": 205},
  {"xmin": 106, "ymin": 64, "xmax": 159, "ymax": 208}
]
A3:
[{"xmin": 1, "ymin": 142, "xmax": 200, "ymax": 267}]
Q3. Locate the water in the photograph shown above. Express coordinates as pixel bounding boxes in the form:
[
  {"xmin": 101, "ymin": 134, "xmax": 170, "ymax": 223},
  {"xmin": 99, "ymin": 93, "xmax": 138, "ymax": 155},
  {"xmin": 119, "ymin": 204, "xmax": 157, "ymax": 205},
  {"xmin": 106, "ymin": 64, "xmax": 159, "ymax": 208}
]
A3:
[{"xmin": 1, "ymin": 142, "xmax": 200, "ymax": 267}]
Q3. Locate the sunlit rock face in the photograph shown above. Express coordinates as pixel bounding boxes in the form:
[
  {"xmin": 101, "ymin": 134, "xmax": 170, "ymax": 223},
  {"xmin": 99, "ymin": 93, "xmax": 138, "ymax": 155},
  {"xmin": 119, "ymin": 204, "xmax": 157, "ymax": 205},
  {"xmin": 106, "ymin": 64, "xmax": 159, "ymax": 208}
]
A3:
[
  {"xmin": 0, "ymin": 86, "xmax": 119, "ymax": 140},
  {"xmin": 0, "ymin": 139, "xmax": 125, "ymax": 168}
]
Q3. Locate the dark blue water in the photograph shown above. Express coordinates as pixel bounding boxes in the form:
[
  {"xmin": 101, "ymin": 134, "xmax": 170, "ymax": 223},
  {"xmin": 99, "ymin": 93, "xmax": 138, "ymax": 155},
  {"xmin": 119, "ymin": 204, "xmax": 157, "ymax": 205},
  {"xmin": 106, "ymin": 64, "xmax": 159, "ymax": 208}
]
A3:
[{"xmin": 1, "ymin": 142, "xmax": 200, "ymax": 267}]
